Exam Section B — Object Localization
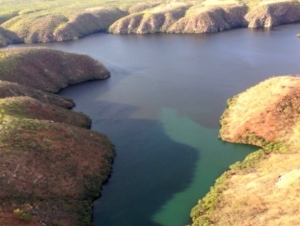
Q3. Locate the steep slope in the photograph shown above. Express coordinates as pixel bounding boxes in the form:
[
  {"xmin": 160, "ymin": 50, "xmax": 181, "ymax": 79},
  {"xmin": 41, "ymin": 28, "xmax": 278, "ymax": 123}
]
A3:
[
  {"xmin": 0, "ymin": 113, "xmax": 115, "ymax": 226},
  {"xmin": 0, "ymin": 47, "xmax": 115, "ymax": 226},
  {"xmin": 109, "ymin": 3, "xmax": 189, "ymax": 34},
  {"xmin": 0, "ymin": 96, "xmax": 91, "ymax": 128},
  {"xmin": 1, "ymin": 0, "xmax": 300, "ymax": 45},
  {"xmin": 0, "ymin": 80, "xmax": 75, "ymax": 109},
  {"xmin": 0, "ymin": 47, "xmax": 110, "ymax": 92},
  {"xmin": 52, "ymin": 7, "xmax": 127, "ymax": 41}
]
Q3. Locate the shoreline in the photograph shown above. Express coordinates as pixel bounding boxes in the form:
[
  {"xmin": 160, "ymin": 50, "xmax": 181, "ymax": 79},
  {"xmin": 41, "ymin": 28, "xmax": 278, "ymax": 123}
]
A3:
[
  {"xmin": 191, "ymin": 76, "xmax": 300, "ymax": 225},
  {"xmin": 1, "ymin": 0, "xmax": 300, "ymax": 47},
  {"xmin": 0, "ymin": 47, "xmax": 114, "ymax": 226}
]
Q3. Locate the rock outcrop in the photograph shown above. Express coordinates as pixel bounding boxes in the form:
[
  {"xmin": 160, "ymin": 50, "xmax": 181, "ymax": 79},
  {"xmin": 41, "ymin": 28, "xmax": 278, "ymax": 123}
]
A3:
[
  {"xmin": 53, "ymin": 7, "xmax": 127, "ymax": 41},
  {"xmin": 220, "ymin": 76, "xmax": 300, "ymax": 151},
  {"xmin": 0, "ymin": 47, "xmax": 110, "ymax": 92},
  {"xmin": 246, "ymin": 1, "xmax": 300, "ymax": 28},
  {"xmin": 109, "ymin": 3, "xmax": 189, "ymax": 34},
  {"xmin": 191, "ymin": 76, "xmax": 300, "ymax": 226},
  {"xmin": 1, "ymin": 0, "xmax": 300, "ymax": 46}
]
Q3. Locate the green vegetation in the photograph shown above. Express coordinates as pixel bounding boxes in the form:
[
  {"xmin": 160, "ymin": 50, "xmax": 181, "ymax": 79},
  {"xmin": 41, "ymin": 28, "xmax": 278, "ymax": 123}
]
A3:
[
  {"xmin": 190, "ymin": 148, "xmax": 266, "ymax": 225},
  {"xmin": 240, "ymin": 131, "xmax": 289, "ymax": 153},
  {"xmin": 13, "ymin": 208, "xmax": 32, "ymax": 222},
  {"xmin": 0, "ymin": 0, "xmax": 298, "ymax": 44},
  {"xmin": 190, "ymin": 172, "xmax": 228, "ymax": 226}
]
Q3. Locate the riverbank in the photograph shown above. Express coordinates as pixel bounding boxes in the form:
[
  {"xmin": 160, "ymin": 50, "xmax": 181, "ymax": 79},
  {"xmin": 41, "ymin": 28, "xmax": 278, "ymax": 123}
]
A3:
[
  {"xmin": 191, "ymin": 76, "xmax": 300, "ymax": 225},
  {"xmin": 1, "ymin": 0, "xmax": 300, "ymax": 46},
  {"xmin": 0, "ymin": 47, "xmax": 114, "ymax": 225}
]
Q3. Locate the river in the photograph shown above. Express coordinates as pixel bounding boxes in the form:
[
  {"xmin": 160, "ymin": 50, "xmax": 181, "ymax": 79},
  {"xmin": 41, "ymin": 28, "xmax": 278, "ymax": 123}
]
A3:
[{"xmin": 9, "ymin": 23, "xmax": 300, "ymax": 226}]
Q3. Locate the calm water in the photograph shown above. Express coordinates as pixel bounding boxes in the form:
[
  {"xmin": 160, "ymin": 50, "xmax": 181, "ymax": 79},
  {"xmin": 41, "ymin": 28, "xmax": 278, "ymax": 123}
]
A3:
[{"xmin": 9, "ymin": 24, "xmax": 300, "ymax": 225}]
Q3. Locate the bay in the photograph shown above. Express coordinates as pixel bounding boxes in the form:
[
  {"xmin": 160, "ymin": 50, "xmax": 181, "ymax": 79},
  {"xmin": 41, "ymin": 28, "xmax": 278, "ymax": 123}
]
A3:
[{"xmin": 9, "ymin": 23, "xmax": 300, "ymax": 226}]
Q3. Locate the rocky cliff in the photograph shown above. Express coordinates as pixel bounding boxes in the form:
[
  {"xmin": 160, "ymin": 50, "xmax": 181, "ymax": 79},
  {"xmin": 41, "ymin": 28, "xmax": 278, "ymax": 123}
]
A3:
[
  {"xmin": 245, "ymin": 1, "xmax": 300, "ymax": 28},
  {"xmin": 1, "ymin": 0, "xmax": 300, "ymax": 46},
  {"xmin": 191, "ymin": 76, "xmax": 300, "ymax": 226},
  {"xmin": 0, "ymin": 48, "xmax": 115, "ymax": 226}
]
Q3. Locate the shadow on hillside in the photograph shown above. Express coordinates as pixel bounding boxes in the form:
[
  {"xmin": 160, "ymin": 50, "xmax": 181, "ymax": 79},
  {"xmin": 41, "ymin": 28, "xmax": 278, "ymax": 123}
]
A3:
[{"xmin": 0, "ymin": 27, "xmax": 22, "ymax": 45}]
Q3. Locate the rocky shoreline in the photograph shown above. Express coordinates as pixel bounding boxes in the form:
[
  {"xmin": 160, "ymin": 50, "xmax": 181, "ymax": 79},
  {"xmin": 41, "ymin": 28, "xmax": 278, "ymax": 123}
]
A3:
[
  {"xmin": 0, "ymin": 47, "xmax": 114, "ymax": 225},
  {"xmin": 1, "ymin": 0, "xmax": 300, "ymax": 47}
]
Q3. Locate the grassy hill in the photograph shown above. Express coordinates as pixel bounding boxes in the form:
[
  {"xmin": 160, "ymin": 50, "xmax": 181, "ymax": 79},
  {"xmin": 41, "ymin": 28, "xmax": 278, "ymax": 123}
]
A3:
[
  {"xmin": 0, "ymin": 47, "xmax": 114, "ymax": 226},
  {"xmin": 1, "ymin": 0, "xmax": 300, "ymax": 46},
  {"xmin": 191, "ymin": 76, "xmax": 300, "ymax": 226}
]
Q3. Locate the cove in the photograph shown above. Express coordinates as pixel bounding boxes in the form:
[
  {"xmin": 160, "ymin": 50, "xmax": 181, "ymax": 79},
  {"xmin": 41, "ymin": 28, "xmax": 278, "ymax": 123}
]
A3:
[{"xmin": 9, "ymin": 23, "xmax": 300, "ymax": 226}]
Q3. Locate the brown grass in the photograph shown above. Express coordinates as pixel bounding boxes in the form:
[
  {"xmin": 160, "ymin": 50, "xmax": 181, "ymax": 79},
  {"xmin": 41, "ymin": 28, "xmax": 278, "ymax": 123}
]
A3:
[
  {"xmin": 209, "ymin": 153, "xmax": 300, "ymax": 226},
  {"xmin": 192, "ymin": 76, "xmax": 300, "ymax": 226},
  {"xmin": 0, "ymin": 46, "xmax": 114, "ymax": 226},
  {"xmin": 0, "ymin": 47, "xmax": 110, "ymax": 92}
]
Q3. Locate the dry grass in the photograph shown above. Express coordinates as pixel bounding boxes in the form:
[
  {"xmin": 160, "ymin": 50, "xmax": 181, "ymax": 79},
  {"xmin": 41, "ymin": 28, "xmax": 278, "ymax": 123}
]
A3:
[
  {"xmin": 220, "ymin": 76, "xmax": 300, "ymax": 152},
  {"xmin": 209, "ymin": 153, "xmax": 300, "ymax": 226},
  {"xmin": 0, "ymin": 0, "xmax": 298, "ymax": 42},
  {"xmin": 192, "ymin": 76, "xmax": 300, "ymax": 225},
  {"xmin": 0, "ymin": 47, "xmax": 110, "ymax": 92},
  {"xmin": 202, "ymin": 0, "xmax": 241, "ymax": 7}
]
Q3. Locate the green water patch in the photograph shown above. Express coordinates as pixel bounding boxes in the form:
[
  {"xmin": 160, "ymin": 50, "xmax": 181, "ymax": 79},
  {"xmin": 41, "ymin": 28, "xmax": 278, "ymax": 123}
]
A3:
[{"xmin": 153, "ymin": 108, "xmax": 257, "ymax": 226}]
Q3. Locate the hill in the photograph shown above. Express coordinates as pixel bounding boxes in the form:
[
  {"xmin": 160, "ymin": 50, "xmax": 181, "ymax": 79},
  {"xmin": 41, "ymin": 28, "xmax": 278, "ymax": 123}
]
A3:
[
  {"xmin": 1, "ymin": 0, "xmax": 300, "ymax": 46},
  {"xmin": 191, "ymin": 76, "xmax": 300, "ymax": 226},
  {"xmin": 0, "ymin": 47, "xmax": 114, "ymax": 226}
]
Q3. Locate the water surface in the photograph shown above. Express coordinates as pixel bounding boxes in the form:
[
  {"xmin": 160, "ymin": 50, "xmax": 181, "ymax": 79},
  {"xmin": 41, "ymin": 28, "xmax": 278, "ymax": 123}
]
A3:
[{"xmin": 10, "ymin": 24, "xmax": 300, "ymax": 226}]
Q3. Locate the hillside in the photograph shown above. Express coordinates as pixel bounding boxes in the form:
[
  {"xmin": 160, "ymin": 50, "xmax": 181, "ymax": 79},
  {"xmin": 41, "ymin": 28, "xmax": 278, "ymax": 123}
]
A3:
[
  {"xmin": 191, "ymin": 76, "xmax": 300, "ymax": 225},
  {"xmin": 0, "ymin": 47, "xmax": 114, "ymax": 226},
  {"xmin": 0, "ymin": 47, "xmax": 110, "ymax": 92},
  {"xmin": 1, "ymin": 0, "xmax": 300, "ymax": 46}
]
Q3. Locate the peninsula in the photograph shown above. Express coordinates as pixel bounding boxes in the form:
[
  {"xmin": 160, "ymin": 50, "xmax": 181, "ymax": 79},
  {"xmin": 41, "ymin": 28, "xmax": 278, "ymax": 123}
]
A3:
[
  {"xmin": 0, "ymin": 47, "xmax": 114, "ymax": 226},
  {"xmin": 191, "ymin": 76, "xmax": 300, "ymax": 225},
  {"xmin": 2, "ymin": 0, "xmax": 300, "ymax": 225}
]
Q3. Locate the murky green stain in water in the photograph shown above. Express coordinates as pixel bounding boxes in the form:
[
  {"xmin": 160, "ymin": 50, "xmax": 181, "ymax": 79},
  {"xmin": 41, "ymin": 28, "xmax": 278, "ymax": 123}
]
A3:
[{"xmin": 153, "ymin": 108, "xmax": 256, "ymax": 226}]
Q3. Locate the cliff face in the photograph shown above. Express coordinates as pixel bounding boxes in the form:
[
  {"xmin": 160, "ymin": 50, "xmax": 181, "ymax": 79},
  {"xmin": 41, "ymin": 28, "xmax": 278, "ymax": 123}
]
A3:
[
  {"xmin": 1, "ymin": 7, "xmax": 127, "ymax": 44},
  {"xmin": 0, "ymin": 48, "xmax": 115, "ymax": 226},
  {"xmin": 0, "ymin": 47, "xmax": 110, "ymax": 92},
  {"xmin": 191, "ymin": 76, "xmax": 300, "ymax": 226},
  {"xmin": 167, "ymin": 5, "xmax": 247, "ymax": 34},
  {"xmin": 53, "ymin": 7, "xmax": 128, "ymax": 41},
  {"xmin": 246, "ymin": 1, "xmax": 300, "ymax": 28},
  {"xmin": 109, "ymin": 3, "xmax": 189, "ymax": 34},
  {"xmin": 1, "ymin": 0, "xmax": 300, "ymax": 46},
  {"xmin": 109, "ymin": 4, "xmax": 247, "ymax": 34}
]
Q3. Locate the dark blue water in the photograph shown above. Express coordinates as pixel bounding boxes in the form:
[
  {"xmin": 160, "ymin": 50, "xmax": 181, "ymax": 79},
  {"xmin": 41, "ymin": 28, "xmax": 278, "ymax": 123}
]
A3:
[{"xmin": 10, "ymin": 23, "xmax": 300, "ymax": 226}]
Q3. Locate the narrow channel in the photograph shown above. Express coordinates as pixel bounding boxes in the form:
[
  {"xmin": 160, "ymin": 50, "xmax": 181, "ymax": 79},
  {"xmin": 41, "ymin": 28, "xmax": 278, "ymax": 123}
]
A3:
[{"xmin": 10, "ymin": 23, "xmax": 300, "ymax": 226}]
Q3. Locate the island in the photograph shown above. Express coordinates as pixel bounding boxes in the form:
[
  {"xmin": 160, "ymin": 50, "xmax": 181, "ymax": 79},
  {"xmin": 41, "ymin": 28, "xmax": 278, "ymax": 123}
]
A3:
[
  {"xmin": 0, "ymin": 47, "xmax": 114, "ymax": 226},
  {"xmin": 191, "ymin": 76, "xmax": 300, "ymax": 225}
]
